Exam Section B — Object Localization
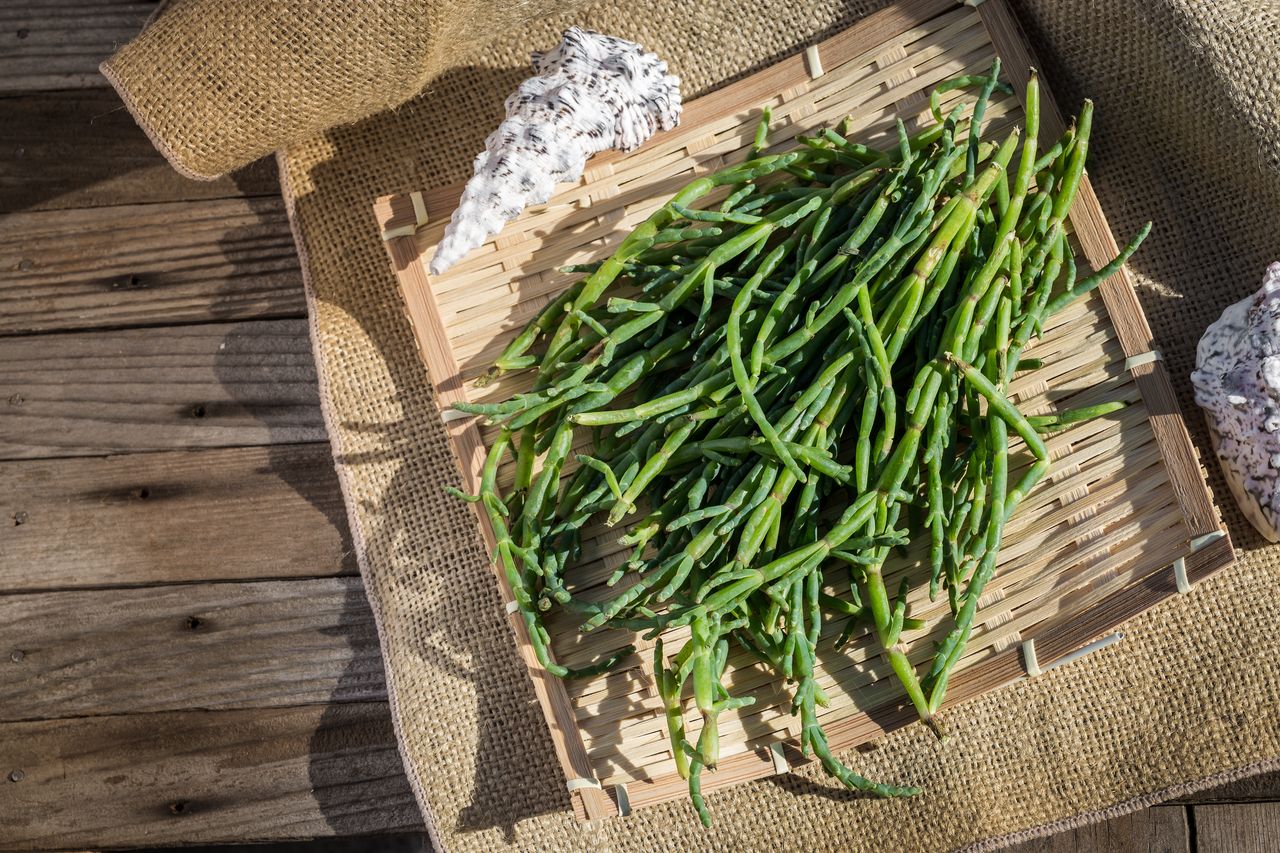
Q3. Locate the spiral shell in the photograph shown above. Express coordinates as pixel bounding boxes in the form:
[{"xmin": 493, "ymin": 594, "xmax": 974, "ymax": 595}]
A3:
[{"xmin": 429, "ymin": 28, "xmax": 682, "ymax": 275}]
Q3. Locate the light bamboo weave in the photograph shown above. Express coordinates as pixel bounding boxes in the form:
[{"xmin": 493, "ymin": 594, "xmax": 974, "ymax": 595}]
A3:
[{"xmin": 376, "ymin": 0, "xmax": 1230, "ymax": 820}]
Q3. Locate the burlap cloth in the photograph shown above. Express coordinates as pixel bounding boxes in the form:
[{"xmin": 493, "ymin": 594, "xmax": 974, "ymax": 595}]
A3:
[{"xmin": 104, "ymin": 1, "xmax": 1280, "ymax": 849}]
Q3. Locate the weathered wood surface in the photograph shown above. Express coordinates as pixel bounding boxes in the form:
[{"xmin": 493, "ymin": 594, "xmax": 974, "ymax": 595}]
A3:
[
  {"xmin": 0, "ymin": 577, "xmax": 383, "ymax": 720},
  {"xmin": 0, "ymin": 7, "xmax": 426, "ymax": 853},
  {"xmin": 0, "ymin": 703, "xmax": 423, "ymax": 849},
  {"xmin": 0, "ymin": 89, "xmax": 279, "ymax": 213},
  {"xmin": 0, "ymin": 1, "xmax": 153, "ymax": 92},
  {"xmin": 0, "ymin": 320, "xmax": 326, "ymax": 459},
  {"xmin": 1, "ymin": 444, "xmax": 353, "ymax": 591},
  {"xmin": 1004, "ymin": 806, "xmax": 1188, "ymax": 852},
  {"xmin": 1193, "ymin": 803, "xmax": 1280, "ymax": 853},
  {"xmin": 144, "ymin": 836, "xmax": 432, "ymax": 853},
  {"xmin": 0, "ymin": 197, "xmax": 303, "ymax": 333}
]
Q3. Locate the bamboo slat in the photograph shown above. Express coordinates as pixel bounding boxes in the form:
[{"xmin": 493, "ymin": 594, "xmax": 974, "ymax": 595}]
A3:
[{"xmin": 376, "ymin": 0, "xmax": 1231, "ymax": 820}]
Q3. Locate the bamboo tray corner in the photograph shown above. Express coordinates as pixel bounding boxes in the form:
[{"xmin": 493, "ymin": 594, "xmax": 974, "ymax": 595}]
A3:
[{"xmin": 375, "ymin": 0, "xmax": 1233, "ymax": 821}]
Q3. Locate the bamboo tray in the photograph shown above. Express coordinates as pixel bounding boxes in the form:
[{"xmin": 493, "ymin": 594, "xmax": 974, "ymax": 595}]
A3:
[{"xmin": 375, "ymin": 0, "xmax": 1233, "ymax": 821}]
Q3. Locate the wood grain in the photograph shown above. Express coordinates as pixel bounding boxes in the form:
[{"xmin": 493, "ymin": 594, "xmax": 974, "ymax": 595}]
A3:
[
  {"xmin": 1004, "ymin": 806, "xmax": 1189, "ymax": 852},
  {"xmin": 0, "ymin": 444, "xmax": 353, "ymax": 591},
  {"xmin": 146, "ymin": 836, "xmax": 432, "ymax": 853},
  {"xmin": 0, "ymin": 89, "xmax": 279, "ymax": 213},
  {"xmin": 0, "ymin": 1, "xmax": 151, "ymax": 92},
  {"xmin": 0, "ymin": 197, "xmax": 303, "ymax": 334},
  {"xmin": 1194, "ymin": 803, "xmax": 1280, "ymax": 853},
  {"xmin": 0, "ymin": 320, "xmax": 326, "ymax": 459},
  {"xmin": 0, "ymin": 703, "xmax": 423, "ymax": 849},
  {"xmin": 0, "ymin": 577, "xmax": 383, "ymax": 720}
]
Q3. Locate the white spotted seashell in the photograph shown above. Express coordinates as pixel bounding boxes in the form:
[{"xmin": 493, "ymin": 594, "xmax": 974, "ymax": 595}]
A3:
[
  {"xmin": 1192, "ymin": 261, "xmax": 1280, "ymax": 540},
  {"xmin": 429, "ymin": 27, "xmax": 682, "ymax": 275}
]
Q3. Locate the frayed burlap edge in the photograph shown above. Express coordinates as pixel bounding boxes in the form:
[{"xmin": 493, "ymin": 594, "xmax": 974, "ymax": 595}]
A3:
[
  {"xmin": 97, "ymin": 0, "xmax": 217, "ymax": 183},
  {"xmin": 275, "ymin": 150, "xmax": 443, "ymax": 851},
  {"xmin": 98, "ymin": 60, "xmax": 216, "ymax": 182},
  {"xmin": 960, "ymin": 756, "xmax": 1280, "ymax": 853}
]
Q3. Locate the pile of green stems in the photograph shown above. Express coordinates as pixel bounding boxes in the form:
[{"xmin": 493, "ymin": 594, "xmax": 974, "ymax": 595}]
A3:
[{"xmin": 452, "ymin": 64, "xmax": 1150, "ymax": 825}]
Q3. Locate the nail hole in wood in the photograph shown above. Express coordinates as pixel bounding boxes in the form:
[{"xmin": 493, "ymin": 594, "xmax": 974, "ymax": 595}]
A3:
[
  {"xmin": 15, "ymin": 29, "xmax": 28, "ymax": 40},
  {"xmin": 135, "ymin": 487, "xmax": 150, "ymax": 500},
  {"xmin": 191, "ymin": 404, "xmax": 206, "ymax": 418},
  {"xmin": 8, "ymin": 394, "xmax": 23, "ymax": 406},
  {"xmin": 185, "ymin": 615, "xmax": 203, "ymax": 630},
  {"xmin": 169, "ymin": 800, "xmax": 190, "ymax": 815},
  {"xmin": 12, "ymin": 511, "xmax": 27, "ymax": 526}
]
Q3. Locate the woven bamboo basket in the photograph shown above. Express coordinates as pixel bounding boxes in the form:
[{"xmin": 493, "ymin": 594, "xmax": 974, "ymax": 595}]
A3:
[{"xmin": 375, "ymin": 0, "xmax": 1233, "ymax": 820}]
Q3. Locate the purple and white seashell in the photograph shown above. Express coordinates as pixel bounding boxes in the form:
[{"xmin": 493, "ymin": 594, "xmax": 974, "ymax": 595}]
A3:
[
  {"xmin": 1192, "ymin": 261, "xmax": 1280, "ymax": 540},
  {"xmin": 429, "ymin": 28, "xmax": 682, "ymax": 275}
]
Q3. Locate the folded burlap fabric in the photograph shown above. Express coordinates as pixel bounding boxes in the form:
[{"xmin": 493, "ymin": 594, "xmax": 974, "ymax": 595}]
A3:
[
  {"xmin": 105, "ymin": 1, "xmax": 1280, "ymax": 850},
  {"xmin": 100, "ymin": 0, "xmax": 579, "ymax": 180}
]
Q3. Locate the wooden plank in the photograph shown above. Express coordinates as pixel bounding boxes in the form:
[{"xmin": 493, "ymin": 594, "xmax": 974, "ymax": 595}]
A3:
[
  {"xmin": 1172, "ymin": 770, "xmax": 1280, "ymax": 804},
  {"xmin": 1004, "ymin": 806, "xmax": 1189, "ymax": 852},
  {"xmin": 0, "ymin": 89, "xmax": 279, "ymax": 213},
  {"xmin": 0, "ymin": 1, "xmax": 151, "ymax": 93},
  {"xmin": 0, "ymin": 197, "xmax": 303, "ymax": 334},
  {"xmin": 132, "ymin": 836, "xmax": 432, "ymax": 853},
  {"xmin": 0, "ymin": 703, "xmax": 423, "ymax": 849},
  {"xmin": 0, "ymin": 444, "xmax": 354, "ymax": 591},
  {"xmin": 0, "ymin": 577, "xmax": 383, "ymax": 720},
  {"xmin": 1194, "ymin": 803, "xmax": 1280, "ymax": 853},
  {"xmin": 0, "ymin": 320, "xmax": 326, "ymax": 459}
]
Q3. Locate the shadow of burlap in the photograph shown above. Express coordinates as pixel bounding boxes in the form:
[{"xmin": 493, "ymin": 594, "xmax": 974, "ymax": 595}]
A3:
[{"xmin": 256, "ymin": 1, "xmax": 1280, "ymax": 849}]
